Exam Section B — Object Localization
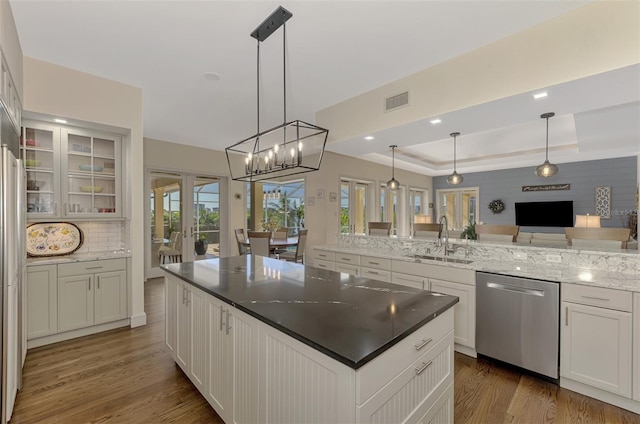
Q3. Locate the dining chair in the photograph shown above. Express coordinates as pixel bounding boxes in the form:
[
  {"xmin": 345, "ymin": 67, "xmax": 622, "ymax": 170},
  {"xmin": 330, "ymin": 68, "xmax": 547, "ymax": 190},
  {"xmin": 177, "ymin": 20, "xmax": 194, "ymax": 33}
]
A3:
[
  {"xmin": 247, "ymin": 231, "xmax": 272, "ymax": 257},
  {"xmin": 571, "ymin": 238, "xmax": 624, "ymax": 250},
  {"xmin": 413, "ymin": 223, "xmax": 442, "ymax": 239},
  {"xmin": 368, "ymin": 222, "xmax": 392, "ymax": 236},
  {"xmin": 565, "ymin": 227, "xmax": 631, "ymax": 248},
  {"xmin": 159, "ymin": 232, "xmax": 182, "ymax": 264},
  {"xmin": 476, "ymin": 224, "xmax": 520, "ymax": 242},
  {"xmin": 235, "ymin": 228, "xmax": 250, "ymax": 255},
  {"xmin": 279, "ymin": 229, "xmax": 307, "ymax": 263},
  {"xmin": 272, "ymin": 227, "xmax": 289, "ymax": 255}
]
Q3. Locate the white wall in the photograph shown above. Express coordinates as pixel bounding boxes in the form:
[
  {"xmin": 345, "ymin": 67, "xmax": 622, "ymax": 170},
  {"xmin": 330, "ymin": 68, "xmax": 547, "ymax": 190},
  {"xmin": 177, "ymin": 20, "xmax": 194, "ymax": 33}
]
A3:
[{"xmin": 23, "ymin": 57, "xmax": 146, "ymax": 327}]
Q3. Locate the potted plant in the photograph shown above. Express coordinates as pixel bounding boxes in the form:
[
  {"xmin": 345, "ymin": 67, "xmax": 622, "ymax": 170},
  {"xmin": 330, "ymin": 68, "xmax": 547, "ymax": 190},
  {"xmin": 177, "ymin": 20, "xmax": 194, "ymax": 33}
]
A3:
[
  {"xmin": 460, "ymin": 220, "xmax": 477, "ymax": 240},
  {"xmin": 195, "ymin": 233, "xmax": 209, "ymax": 255}
]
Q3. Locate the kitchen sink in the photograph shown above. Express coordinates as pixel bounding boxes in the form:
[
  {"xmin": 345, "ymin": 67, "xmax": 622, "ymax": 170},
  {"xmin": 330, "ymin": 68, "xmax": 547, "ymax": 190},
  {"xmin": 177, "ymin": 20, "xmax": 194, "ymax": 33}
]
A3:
[{"xmin": 408, "ymin": 254, "xmax": 473, "ymax": 265}]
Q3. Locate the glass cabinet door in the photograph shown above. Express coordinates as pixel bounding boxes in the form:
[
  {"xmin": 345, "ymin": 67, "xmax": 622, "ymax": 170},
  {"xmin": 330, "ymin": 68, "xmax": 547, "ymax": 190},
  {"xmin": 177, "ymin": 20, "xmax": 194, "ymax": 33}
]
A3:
[
  {"xmin": 21, "ymin": 124, "xmax": 59, "ymax": 217},
  {"xmin": 63, "ymin": 129, "xmax": 119, "ymax": 217}
]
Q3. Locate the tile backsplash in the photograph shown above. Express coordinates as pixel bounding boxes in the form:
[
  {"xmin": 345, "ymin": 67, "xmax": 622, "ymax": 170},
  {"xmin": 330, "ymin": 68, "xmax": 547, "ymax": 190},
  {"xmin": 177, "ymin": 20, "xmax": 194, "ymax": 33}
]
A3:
[{"xmin": 74, "ymin": 221, "xmax": 128, "ymax": 253}]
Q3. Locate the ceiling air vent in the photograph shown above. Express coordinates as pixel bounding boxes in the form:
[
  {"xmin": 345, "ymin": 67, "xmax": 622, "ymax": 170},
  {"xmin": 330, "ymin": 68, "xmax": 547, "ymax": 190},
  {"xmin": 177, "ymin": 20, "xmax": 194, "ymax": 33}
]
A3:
[{"xmin": 385, "ymin": 91, "xmax": 409, "ymax": 112}]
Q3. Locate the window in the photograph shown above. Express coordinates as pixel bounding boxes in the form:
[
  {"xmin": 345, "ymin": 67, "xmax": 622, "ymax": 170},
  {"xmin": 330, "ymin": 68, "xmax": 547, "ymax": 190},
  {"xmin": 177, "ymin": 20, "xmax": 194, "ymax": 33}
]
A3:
[
  {"xmin": 409, "ymin": 187, "xmax": 430, "ymax": 233},
  {"xmin": 248, "ymin": 179, "xmax": 305, "ymax": 234},
  {"xmin": 436, "ymin": 187, "xmax": 479, "ymax": 231},
  {"xmin": 341, "ymin": 179, "xmax": 370, "ymax": 234}
]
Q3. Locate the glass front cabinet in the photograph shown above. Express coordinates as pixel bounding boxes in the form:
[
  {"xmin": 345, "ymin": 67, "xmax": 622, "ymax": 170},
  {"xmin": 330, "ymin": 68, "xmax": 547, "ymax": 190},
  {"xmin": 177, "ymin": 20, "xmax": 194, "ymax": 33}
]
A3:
[{"xmin": 21, "ymin": 121, "xmax": 122, "ymax": 219}]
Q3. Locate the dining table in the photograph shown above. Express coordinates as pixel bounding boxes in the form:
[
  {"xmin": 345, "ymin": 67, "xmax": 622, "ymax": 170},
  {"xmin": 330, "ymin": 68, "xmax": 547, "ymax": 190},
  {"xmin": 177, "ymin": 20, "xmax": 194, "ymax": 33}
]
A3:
[{"xmin": 242, "ymin": 236, "xmax": 299, "ymax": 249}]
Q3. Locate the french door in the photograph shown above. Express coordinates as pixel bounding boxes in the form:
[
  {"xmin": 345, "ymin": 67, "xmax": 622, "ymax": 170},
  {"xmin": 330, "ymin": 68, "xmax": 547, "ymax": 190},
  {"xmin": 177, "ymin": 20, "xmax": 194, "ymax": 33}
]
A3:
[
  {"xmin": 146, "ymin": 171, "xmax": 225, "ymax": 279},
  {"xmin": 340, "ymin": 179, "xmax": 370, "ymax": 234},
  {"xmin": 436, "ymin": 187, "xmax": 479, "ymax": 231}
]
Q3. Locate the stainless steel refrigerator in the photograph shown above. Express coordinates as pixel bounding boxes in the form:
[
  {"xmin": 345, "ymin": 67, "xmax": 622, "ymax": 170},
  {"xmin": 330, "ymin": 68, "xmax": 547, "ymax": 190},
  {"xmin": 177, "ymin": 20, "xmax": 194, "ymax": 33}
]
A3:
[{"xmin": 0, "ymin": 101, "xmax": 24, "ymax": 424}]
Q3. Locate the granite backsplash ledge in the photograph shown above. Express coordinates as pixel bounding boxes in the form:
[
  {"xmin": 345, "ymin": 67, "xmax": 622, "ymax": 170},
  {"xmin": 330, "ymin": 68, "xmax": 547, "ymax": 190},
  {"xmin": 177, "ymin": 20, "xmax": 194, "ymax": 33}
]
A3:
[{"xmin": 335, "ymin": 234, "xmax": 640, "ymax": 275}]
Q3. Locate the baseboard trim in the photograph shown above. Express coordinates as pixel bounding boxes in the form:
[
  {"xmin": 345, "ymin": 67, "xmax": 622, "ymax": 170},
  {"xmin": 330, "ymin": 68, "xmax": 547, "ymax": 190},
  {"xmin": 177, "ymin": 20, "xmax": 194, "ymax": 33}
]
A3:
[
  {"xmin": 130, "ymin": 312, "xmax": 147, "ymax": 328},
  {"xmin": 560, "ymin": 377, "xmax": 640, "ymax": 414},
  {"xmin": 27, "ymin": 319, "xmax": 130, "ymax": 349},
  {"xmin": 454, "ymin": 344, "xmax": 477, "ymax": 358}
]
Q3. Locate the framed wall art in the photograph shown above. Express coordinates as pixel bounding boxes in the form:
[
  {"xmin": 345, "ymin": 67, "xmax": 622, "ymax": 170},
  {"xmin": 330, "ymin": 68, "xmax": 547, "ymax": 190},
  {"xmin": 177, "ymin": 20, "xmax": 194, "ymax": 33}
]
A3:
[{"xmin": 595, "ymin": 186, "xmax": 611, "ymax": 219}]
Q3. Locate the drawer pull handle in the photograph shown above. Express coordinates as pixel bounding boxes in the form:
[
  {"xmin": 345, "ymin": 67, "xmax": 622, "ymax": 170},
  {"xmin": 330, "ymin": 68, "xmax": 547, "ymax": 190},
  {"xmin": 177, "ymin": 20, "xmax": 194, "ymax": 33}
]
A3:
[
  {"xmin": 581, "ymin": 295, "xmax": 609, "ymax": 301},
  {"xmin": 85, "ymin": 266, "xmax": 103, "ymax": 270},
  {"xmin": 368, "ymin": 271, "xmax": 379, "ymax": 275},
  {"xmin": 319, "ymin": 254, "xmax": 326, "ymax": 257},
  {"xmin": 219, "ymin": 306, "xmax": 225, "ymax": 331},
  {"xmin": 415, "ymin": 360, "xmax": 433, "ymax": 375},
  {"xmin": 368, "ymin": 261, "xmax": 379, "ymax": 265},
  {"xmin": 414, "ymin": 338, "xmax": 432, "ymax": 351},
  {"xmin": 341, "ymin": 257, "xmax": 351, "ymax": 261}
]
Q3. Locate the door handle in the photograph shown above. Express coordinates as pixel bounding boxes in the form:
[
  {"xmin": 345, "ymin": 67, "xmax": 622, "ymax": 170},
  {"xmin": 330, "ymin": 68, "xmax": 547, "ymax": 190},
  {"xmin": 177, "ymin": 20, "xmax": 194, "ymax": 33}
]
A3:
[
  {"xmin": 219, "ymin": 306, "xmax": 225, "ymax": 331},
  {"xmin": 225, "ymin": 309, "xmax": 232, "ymax": 335},
  {"xmin": 414, "ymin": 338, "xmax": 433, "ymax": 351},
  {"xmin": 486, "ymin": 282, "xmax": 545, "ymax": 297},
  {"xmin": 415, "ymin": 360, "xmax": 433, "ymax": 375}
]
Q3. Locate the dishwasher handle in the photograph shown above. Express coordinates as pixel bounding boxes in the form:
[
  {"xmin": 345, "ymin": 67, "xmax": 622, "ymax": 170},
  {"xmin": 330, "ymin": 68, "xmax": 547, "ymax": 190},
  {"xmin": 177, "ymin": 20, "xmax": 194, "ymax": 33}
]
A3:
[{"xmin": 486, "ymin": 282, "xmax": 545, "ymax": 297}]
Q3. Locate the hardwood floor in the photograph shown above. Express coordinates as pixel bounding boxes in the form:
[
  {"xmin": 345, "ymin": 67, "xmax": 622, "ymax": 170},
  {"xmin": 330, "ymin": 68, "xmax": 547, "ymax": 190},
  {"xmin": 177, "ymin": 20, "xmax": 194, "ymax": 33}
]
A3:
[{"xmin": 12, "ymin": 277, "xmax": 640, "ymax": 423}]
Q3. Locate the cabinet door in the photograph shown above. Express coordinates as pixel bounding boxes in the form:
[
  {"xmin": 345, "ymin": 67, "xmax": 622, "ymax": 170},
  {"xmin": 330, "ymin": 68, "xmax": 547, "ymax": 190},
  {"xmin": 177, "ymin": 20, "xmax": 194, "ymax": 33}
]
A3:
[
  {"xmin": 21, "ymin": 122, "xmax": 60, "ymax": 218},
  {"xmin": 58, "ymin": 275, "xmax": 94, "ymax": 332},
  {"xmin": 61, "ymin": 128, "xmax": 121, "ymax": 217},
  {"xmin": 335, "ymin": 263, "xmax": 359, "ymax": 276},
  {"xmin": 231, "ymin": 310, "xmax": 261, "ymax": 424},
  {"xmin": 391, "ymin": 272, "xmax": 425, "ymax": 290},
  {"xmin": 206, "ymin": 296, "xmax": 232, "ymax": 422},
  {"xmin": 561, "ymin": 302, "xmax": 632, "ymax": 396},
  {"xmin": 175, "ymin": 282, "xmax": 190, "ymax": 372},
  {"xmin": 429, "ymin": 279, "xmax": 475, "ymax": 349},
  {"xmin": 165, "ymin": 276, "xmax": 177, "ymax": 357},
  {"xmin": 27, "ymin": 265, "xmax": 58, "ymax": 339},
  {"xmin": 94, "ymin": 270, "xmax": 127, "ymax": 325},
  {"xmin": 189, "ymin": 287, "xmax": 208, "ymax": 392}
]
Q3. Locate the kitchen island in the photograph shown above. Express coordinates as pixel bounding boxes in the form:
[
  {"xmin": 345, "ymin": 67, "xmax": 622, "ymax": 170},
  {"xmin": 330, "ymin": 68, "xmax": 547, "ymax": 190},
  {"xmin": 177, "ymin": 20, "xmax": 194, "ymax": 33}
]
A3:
[{"xmin": 162, "ymin": 255, "xmax": 458, "ymax": 424}]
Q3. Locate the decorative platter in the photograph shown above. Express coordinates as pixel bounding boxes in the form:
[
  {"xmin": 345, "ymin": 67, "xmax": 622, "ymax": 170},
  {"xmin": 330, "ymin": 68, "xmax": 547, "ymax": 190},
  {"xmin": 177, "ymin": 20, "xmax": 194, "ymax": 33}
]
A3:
[{"xmin": 26, "ymin": 222, "xmax": 84, "ymax": 257}]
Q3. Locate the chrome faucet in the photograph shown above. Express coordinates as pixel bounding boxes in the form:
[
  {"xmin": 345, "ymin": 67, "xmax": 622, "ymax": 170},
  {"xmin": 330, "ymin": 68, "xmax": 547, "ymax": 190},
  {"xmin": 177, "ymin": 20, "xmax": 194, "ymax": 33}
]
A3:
[{"xmin": 438, "ymin": 216, "xmax": 455, "ymax": 256}]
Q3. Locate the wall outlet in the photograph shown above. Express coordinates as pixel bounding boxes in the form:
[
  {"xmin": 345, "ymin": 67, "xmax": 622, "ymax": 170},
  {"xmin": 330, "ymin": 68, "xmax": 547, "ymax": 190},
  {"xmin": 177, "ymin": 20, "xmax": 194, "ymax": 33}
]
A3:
[
  {"xmin": 546, "ymin": 254, "xmax": 562, "ymax": 263},
  {"xmin": 514, "ymin": 252, "xmax": 527, "ymax": 260}
]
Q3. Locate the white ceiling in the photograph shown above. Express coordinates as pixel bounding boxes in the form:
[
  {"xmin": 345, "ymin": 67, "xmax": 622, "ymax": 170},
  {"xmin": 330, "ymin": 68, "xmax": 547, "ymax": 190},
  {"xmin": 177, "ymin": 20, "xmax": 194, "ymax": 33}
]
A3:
[{"xmin": 10, "ymin": 0, "xmax": 640, "ymax": 176}]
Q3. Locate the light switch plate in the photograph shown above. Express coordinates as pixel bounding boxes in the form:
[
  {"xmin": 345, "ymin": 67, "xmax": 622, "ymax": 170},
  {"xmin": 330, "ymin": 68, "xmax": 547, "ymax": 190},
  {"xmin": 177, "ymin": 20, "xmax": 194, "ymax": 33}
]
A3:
[
  {"xmin": 546, "ymin": 254, "xmax": 562, "ymax": 263},
  {"xmin": 514, "ymin": 252, "xmax": 527, "ymax": 260}
]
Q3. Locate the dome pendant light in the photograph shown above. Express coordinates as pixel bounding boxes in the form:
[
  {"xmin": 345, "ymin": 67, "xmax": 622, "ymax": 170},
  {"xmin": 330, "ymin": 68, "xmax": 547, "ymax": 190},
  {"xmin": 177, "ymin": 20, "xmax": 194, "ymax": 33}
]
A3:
[
  {"xmin": 535, "ymin": 112, "xmax": 559, "ymax": 177},
  {"xmin": 386, "ymin": 145, "xmax": 400, "ymax": 190},
  {"xmin": 446, "ymin": 132, "xmax": 464, "ymax": 185}
]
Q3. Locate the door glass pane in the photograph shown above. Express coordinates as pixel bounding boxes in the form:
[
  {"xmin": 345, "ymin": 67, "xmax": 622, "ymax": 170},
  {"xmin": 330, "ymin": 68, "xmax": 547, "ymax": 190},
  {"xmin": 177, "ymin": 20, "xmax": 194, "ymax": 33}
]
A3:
[
  {"xmin": 149, "ymin": 172, "xmax": 182, "ymax": 270},
  {"xmin": 462, "ymin": 190, "xmax": 477, "ymax": 228},
  {"xmin": 354, "ymin": 183, "xmax": 367, "ymax": 235},
  {"xmin": 380, "ymin": 187, "xmax": 387, "ymax": 222},
  {"xmin": 391, "ymin": 189, "xmax": 398, "ymax": 236},
  {"xmin": 259, "ymin": 180, "xmax": 304, "ymax": 234},
  {"xmin": 340, "ymin": 181, "xmax": 350, "ymax": 233},
  {"xmin": 194, "ymin": 177, "xmax": 220, "ymax": 259},
  {"xmin": 22, "ymin": 126, "xmax": 55, "ymax": 215},
  {"xmin": 441, "ymin": 192, "xmax": 458, "ymax": 230}
]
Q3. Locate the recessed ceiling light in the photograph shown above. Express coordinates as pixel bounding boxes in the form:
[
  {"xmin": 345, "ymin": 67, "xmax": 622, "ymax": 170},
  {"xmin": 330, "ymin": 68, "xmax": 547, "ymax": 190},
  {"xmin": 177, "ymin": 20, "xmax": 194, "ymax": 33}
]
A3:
[
  {"xmin": 533, "ymin": 92, "xmax": 548, "ymax": 99},
  {"xmin": 364, "ymin": 136, "xmax": 374, "ymax": 140},
  {"xmin": 430, "ymin": 119, "xmax": 442, "ymax": 124},
  {"xmin": 204, "ymin": 72, "xmax": 222, "ymax": 81},
  {"xmin": 54, "ymin": 118, "xmax": 67, "ymax": 124}
]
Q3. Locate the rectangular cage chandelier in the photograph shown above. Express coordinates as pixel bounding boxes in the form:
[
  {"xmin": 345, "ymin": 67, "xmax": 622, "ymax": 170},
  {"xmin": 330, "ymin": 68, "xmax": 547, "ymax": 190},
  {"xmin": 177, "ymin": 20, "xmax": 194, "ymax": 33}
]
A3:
[{"xmin": 225, "ymin": 6, "xmax": 329, "ymax": 182}]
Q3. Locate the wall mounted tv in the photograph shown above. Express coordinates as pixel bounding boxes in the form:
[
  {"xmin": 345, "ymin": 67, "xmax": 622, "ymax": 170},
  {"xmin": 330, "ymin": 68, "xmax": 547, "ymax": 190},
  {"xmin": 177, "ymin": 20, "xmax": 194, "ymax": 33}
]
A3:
[{"xmin": 515, "ymin": 201, "xmax": 574, "ymax": 227}]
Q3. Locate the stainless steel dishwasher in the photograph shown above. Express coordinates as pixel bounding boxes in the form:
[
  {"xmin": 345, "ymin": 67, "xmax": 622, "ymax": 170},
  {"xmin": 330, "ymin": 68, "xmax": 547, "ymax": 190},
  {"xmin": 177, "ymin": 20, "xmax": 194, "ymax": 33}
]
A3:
[{"xmin": 476, "ymin": 272, "xmax": 559, "ymax": 380}]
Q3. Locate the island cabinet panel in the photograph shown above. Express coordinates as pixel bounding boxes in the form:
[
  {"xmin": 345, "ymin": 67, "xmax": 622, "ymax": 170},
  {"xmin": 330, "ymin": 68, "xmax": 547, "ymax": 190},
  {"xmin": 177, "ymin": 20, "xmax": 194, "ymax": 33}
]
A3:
[
  {"xmin": 231, "ymin": 311, "xmax": 260, "ymax": 424},
  {"xmin": 205, "ymin": 296, "xmax": 231, "ymax": 422},
  {"xmin": 260, "ymin": 324, "xmax": 356, "ymax": 424},
  {"xmin": 416, "ymin": 382, "xmax": 453, "ymax": 424},
  {"xmin": 633, "ymin": 293, "xmax": 639, "ymax": 402},
  {"xmin": 165, "ymin": 275, "xmax": 177, "ymax": 355},
  {"xmin": 175, "ymin": 281, "xmax": 190, "ymax": 371},
  {"xmin": 356, "ymin": 332, "xmax": 453, "ymax": 423},
  {"xmin": 429, "ymin": 279, "xmax": 475, "ymax": 350},
  {"xmin": 391, "ymin": 272, "xmax": 425, "ymax": 290},
  {"xmin": 189, "ymin": 287, "xmax": 208, "ymax": 392}
]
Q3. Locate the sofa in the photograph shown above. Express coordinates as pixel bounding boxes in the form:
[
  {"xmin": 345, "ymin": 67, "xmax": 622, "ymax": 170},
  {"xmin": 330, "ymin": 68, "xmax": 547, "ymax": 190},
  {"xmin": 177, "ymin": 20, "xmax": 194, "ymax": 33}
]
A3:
[{"xmin": 516, "ymin": 232, "xmax": 568, "ymax": 248}]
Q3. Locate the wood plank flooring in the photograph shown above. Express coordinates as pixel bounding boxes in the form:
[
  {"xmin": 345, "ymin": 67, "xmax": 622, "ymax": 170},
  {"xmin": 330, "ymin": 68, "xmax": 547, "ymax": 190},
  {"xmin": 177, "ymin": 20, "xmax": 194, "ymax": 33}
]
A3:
[{"xmin": 12, "ymin": 277, "xmax": 640, "ymax": 423}]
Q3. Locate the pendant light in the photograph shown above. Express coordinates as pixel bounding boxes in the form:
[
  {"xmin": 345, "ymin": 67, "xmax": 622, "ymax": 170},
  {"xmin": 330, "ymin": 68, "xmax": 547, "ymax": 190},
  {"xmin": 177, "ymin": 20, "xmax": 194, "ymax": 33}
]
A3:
[
  {"xmin": 386, "ymin": 145, "xmax": 400, "ymax": 190},
  {"xmin": 535, "ymin": 112, "xmax": 558, "ymax": 177},
  {"xmin": 225, "ymin": 6, "xmax": 329, "ymax": 182},
  {"xmin": 446, "ymin": 132, "xmax": 463, "ymax": 185}
]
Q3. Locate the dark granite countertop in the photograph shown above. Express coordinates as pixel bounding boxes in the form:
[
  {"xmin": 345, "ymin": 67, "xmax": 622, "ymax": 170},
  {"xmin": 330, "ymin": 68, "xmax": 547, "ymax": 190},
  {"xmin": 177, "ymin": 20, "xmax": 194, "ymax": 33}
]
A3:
[{"xmin": 162, "ymin": 255, "xmax": 458, "ymax": 370}]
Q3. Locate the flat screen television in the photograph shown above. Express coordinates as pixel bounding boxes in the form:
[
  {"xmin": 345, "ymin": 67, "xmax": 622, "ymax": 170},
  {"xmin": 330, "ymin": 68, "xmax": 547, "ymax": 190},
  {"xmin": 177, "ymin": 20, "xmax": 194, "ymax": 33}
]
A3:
[{"xmin": 515, "ymin": 201, "xmax": 573, "ymax": 227}]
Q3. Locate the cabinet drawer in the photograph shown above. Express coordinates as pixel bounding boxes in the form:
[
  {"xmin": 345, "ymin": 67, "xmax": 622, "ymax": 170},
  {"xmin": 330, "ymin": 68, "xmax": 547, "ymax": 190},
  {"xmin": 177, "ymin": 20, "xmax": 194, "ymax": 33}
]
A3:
[
  {"xmin": 562, "ymin": 284, "xmax": 631, "ymax": 312},
  {"xmin": 356, "ymin": 330, "xmax": 454, "ymax": 418},
  {"xmin": 313, "ymin": 250, "xmax": 335, "ymax": 261},
  {"xmin": 360, "ymin": 256, "xmax": 391, "ymax": 270},
  {"xmin": 58, "ymin": 258, "xmax": 126, "ymax": 277},
  {"xmin": 355, "ymin": 308, "xmax": 453, "ymax": 405},
  {"xmin": 392, "ymin": 272, "xmax": 425, "ymax": 290},
  {"xmin": 313, "ymin": 260, "xmax": 335, "ymax": 271},
  {"xmin": 335, "ymin": 253, "xmax": 360, "ymax": 265},
  {"xmin": 360, "ymin": 267, "xmax": 390, "ymax": 283},
  {"xmin": 335, "ymin": 263, "xmax": 359, "ymax": 276}
]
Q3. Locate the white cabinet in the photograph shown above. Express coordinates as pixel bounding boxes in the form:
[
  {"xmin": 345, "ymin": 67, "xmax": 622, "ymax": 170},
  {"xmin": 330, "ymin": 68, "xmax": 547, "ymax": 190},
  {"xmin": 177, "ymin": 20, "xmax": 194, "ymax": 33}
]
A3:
[
  {"xmin": 634, "ymin": 293, "xmax": 640, "ymax": 402},
  {"xmin": 57, "ymin": 259, "xmax": 127, "ymax": 333},
  {"xmin": 21, "ymin": 120, "xmax": 122, "ymax": 219},
  {"xmin": 429, "ymin": 278, "xmax": 475, "ymax": 350},
  {"xmin": 26, "ymin": 264, "xmax": 57, "ymax": 338},
  {"xmin": 392, "ymin": 272, "xmax": 425, "ymax": 290},
  {"xmin": 166, "ymin": 274, "xmax": 260, "ymax": 424},
  {"xmin": 561, "ymin": 284, "xmax": 633, "ymax": 399}
]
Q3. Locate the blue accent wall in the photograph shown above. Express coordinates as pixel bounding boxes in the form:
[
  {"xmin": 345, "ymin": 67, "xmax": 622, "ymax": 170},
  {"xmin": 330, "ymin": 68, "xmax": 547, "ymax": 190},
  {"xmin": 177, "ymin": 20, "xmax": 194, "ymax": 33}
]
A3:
[{"xmin": 433, "ymin": 156, "xmax": 637, "ymax": 233}]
